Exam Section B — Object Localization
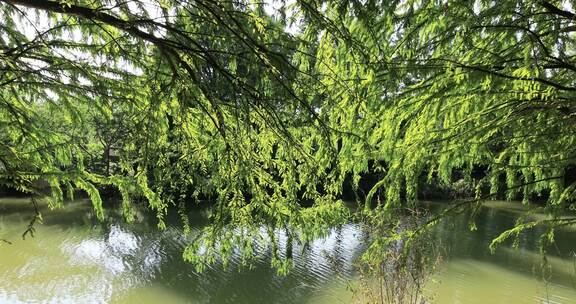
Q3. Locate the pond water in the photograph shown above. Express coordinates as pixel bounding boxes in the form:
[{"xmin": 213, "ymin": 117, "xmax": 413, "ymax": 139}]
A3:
[{"xmin": 0, "ymin": 198, "xmax": 575, "ymax": 303}]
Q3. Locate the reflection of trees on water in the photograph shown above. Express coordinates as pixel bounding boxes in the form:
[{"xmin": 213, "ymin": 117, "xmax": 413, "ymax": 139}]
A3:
[
  {"xmin": 5, "ymin": 199, "xmax": 576, "ymax": 303},
  {"xmin": 431, "ymin": 205, "xmax": 576, "ymax": 286},
  {"xmin": 58, "ymin": 203, "xmax": 370, "ymax": 304}
]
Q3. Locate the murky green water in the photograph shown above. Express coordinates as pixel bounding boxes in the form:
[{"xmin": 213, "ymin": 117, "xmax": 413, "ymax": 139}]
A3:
[
  {"xmin": 427, "ymin": 201, "xmax": 576, "ymax": 304},
  {"xmin": 0, "ymin": 198, "xmax": 575, "ymax": 303}
]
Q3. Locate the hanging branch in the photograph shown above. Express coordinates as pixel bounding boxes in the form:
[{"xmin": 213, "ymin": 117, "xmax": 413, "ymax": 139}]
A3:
[{"xmin": 22, "ymin": 196, "xmax": 41, "ymax": 240}]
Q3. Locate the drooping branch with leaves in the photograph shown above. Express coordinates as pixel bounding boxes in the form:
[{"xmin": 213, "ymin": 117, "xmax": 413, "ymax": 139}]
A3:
[
  {"xmin": 302, "ymin": 0, "xmax": 576, "ymax": 254},
  {"xmin": 1, "ymin": 0, "xmax": 575, "ymax": 272}
]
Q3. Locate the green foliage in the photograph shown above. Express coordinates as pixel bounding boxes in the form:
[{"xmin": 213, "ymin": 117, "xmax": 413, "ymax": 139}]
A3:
[
  {"xmin": 298, "ymin": 0, "xmax": 576, "ymax": 250},
  {"xmin": 1, "ymin": 0, "xmax": 576, "ymax": 271}
]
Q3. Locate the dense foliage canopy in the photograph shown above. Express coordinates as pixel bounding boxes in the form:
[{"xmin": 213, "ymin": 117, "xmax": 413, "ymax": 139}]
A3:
[{"xmin": 1, "ymin": 0, "xmax": 576, "ymax": 270}]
